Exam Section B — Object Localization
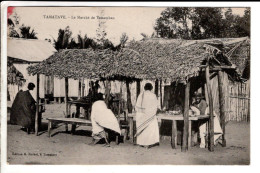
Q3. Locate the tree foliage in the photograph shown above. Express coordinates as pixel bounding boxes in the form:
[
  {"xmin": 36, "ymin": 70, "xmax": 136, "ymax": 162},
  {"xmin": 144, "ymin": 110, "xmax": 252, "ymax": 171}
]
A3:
[
  {"xmin": 8, "ymin": 13, "xmax": 38, "ymax": 39},
  {"xmin": 154, "ymin": 7, "xmax": 250, "ymax": 39}
]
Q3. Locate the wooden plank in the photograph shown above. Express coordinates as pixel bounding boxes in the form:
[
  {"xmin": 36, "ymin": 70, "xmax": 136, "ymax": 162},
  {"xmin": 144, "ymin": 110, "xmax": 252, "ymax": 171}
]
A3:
[
  {"xmin": 35, "ymin": 74, "xmax": 40, "ymax": 136},
  {"xmin": 218, "ymin": 71, "xmax": 226, "ymax": 147},
  {"xmin": 181, "ymin": 81, "xmax": 190, "ymax": 152},
  {"xmin": 206, "ymin": 65, "xmax": 214, "ymax": 151}
]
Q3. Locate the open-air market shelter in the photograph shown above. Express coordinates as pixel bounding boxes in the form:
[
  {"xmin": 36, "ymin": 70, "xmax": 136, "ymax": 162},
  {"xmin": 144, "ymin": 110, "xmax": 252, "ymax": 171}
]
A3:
[{"xmin": 28, "ymin": 37, "xmax": 249, "ymax": 152}]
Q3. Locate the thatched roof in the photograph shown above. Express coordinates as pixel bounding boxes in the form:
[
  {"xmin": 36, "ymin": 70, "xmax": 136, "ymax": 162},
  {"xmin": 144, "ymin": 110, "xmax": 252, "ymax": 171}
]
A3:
[
  {"xmin": 7, "ymin": 37, "xmax": 56, "ymax": 62},
  {"xmin": 28, "ymin": 37, "xmax": 248, "ymax": 82},
  {"xmin": 7, "ymin": 61, "xmax": 25, "ymax": 86},
  {"xmin": 127, "ymin": 37, "xmax": 248, "ymax": 81},
  {"xmin": 222, "ymin": 37, "xmax": 250, "ymax": 79},
  {"xmin": 28, "ymin": 48, "xmax": 143, "ymax": 80}
]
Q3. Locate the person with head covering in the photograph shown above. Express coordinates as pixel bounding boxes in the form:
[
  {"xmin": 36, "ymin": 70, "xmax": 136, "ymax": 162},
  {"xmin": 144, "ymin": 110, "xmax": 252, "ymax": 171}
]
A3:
[
  {"xmin": 135, "ymin": 83, "xmax": 159, "ymax": 148},
  {"xmin": 89, "ymin": 93, "xmax": 121, "ymax": 147},
  {"xmin": 192, "ymin": 92, "xmax": 207, "ymax": 115},
  {"xmin": 10, "ymin": 82, "xmax": 36, "ymax": 134},
  {"xmin": 192, "ymin": 92, "xmax": 223, "ymax": 148}
]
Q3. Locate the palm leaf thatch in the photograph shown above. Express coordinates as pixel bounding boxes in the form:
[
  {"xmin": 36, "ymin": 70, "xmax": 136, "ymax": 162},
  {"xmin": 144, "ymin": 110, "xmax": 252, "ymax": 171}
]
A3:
[
  {"xmin": 27, "ymin": 48, "xmax": 144, "ymax": 81},
  {"xmin": 223, "ymin": 38, "xmax": 250, "ymax": 79},
  {"xmin": 8, "ymin": 62, "xmax": 25, "ymax": 86},
  {"xmin": 28, "ymin": 37, "xmax": 247, "ymax": 82}
]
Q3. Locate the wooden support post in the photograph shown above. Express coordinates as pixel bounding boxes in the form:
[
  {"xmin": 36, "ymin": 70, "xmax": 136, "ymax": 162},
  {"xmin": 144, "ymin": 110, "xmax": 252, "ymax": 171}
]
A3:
[
  {"xmin": 48, "ymin": 120, "xmax": 51, "ymax": 137},
  {"xmin": 126, "ymin": 80, "xmax": 132, "ymax": 113},
  {"xmin": 136, "ymin": 80, "xmax": 141, "ymax": 100},
  {"xmin": 65, "ymin": 77, "xmax": 69, "ymax": 132},
  {"xmin": 182, "ymin": 81, "xmax": 190, "ymax": 152},
  {"xmin": 129, "ymin": 117, "xmax": 134, "ymax": 143},
  {"xmin": 188, "ymin": 120, "xmax": 192, "ymax": 148},
  {"xmin": 171, "ymin": 120, "xmax": 177, "ymax": 149},
  {"xmin": 82, "ymin": 78, "xmax": 85, "ymax": 97},
  {"xmin": 35, "ymin": 74, "xmax": 40, "ymax": 136},
  {"xmin": 160, "ymin": 80, "xmax": 163, "ymax": 109},
  {"xmin": 155, "ymin": 79, "xmax": 159, "ymax": 97},
  {"xmin": 58, "ymin": 97, "xmax": 62, "ymax": 104},
  {"xmin": 78, "ymin": 79, "xmax": 81, "ymax": 99},
  {"xmin": 206, "ymin": 66, "xmax": 214, "ymax": 151},
  {"xmin": 218, "ymin": 71, "xmax": 226, "ymax": 147},
  {"xmin": 105, "ymin": 80, "xmax": 111, "ymax": 107}
]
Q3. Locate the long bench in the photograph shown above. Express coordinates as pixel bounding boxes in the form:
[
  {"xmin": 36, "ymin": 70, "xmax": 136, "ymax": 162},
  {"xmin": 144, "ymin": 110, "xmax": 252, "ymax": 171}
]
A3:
[{"xmin": 47, "ymin": 117, "xmax": 92, "ymax": 137}]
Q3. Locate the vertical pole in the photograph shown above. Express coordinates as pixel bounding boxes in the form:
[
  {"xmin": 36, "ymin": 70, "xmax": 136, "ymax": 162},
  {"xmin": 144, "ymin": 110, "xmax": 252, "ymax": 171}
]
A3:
[
  {"xmin": 126, "ymin": 80, "xmax": 132, "ymax": 113},
  {"xmin": 65, "ymin": 77, "xmax": 69, "ymax": 132},
  {"xmin": 35, "ymin": 74, "xmax": 40, "ymax": 136},
  {"xmin": 105, "ymin": 79, "xmax": 111, "ymax": 106},
  {"xmin": 218, "ymin": 71, "xmax": 226, "ymax": 147},
  {"xmin": 160, "ymin": 80, "xmax": 163, "ymax": 109},
  {"xmin": 206, "ymin": 65, "xmax": 214, "ymax": 151},
  {"xmin": 136, "ymin": 80, "xmax": 141, "ymax": 100},
  {"xmin": 155, "ymin": 79, "xmax": 159, "ymax": 97},
  {"xmin": 182, "ymin": 81, "xmax": 190, "ymax": 152},
  {"xmin": 82, "ymin": 78, "xmax": 85, "ymax": 97},
  {"xmin": 78, "ymin": 78, "xmax": 81, "ymax": 99},
  {"xmin": 247, "ymin": 81, "xmax": 250, "ymax": 122}
]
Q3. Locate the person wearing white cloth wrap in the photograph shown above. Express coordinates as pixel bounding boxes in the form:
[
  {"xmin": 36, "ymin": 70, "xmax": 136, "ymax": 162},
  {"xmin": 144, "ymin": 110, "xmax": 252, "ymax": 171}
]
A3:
[
  {"xmin": 191, "ymin": 93, "xmax": 223, "ymax": 148},
  {"xmin": 135, "ymin": 83, "xmax": 160, "ymax": 149},
  {"xmin": 89, "ymin": 93, "xmax": 121, "ymax": 147}
]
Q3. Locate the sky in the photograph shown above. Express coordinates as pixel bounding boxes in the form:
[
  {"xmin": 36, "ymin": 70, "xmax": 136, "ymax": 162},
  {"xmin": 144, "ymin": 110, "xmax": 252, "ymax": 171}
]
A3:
[{"xmin": 9, "ymin": 7, "xmax": 246, "ymax": 45}]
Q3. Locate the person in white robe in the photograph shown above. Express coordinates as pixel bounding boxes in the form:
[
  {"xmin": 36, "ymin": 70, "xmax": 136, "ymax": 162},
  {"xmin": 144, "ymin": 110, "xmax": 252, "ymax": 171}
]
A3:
[
  {"xmin": 190, "ymin": 95, "xmax": 223, "ymax": 148},
  {"xmin": 135, "ymin": 83, "xmax": 159, "ymax": 148},
  {"xmin": 90, "ymin": 93, "xmax": 121, "ymax": 147}
]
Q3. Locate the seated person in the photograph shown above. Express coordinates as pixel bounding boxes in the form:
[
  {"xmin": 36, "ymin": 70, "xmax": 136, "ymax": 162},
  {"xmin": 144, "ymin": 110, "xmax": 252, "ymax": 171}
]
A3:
[
  {"xmin": 192, "ymin": 93, "xmax": 223, "ymax": 148},
  {"xmin": 10, "ymin": 83, "xmax": 36, "ymax": 134},
  {"xmin": 89, "ymin": 93, "xmax": 121, "ymax": 147}
]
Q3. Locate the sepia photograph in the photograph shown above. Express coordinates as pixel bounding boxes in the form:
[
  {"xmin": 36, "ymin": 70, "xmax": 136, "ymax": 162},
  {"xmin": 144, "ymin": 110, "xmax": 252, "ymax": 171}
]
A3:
[{"xmin": 1, "ymin": 2, "xmax": 253, "ymax": 169}]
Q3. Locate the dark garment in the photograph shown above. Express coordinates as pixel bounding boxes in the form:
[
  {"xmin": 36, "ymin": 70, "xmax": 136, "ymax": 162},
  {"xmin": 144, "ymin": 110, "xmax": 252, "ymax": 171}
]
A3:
[{"xmin": 10, "ymin": 90, "xmax": 36, "ymax": 128}]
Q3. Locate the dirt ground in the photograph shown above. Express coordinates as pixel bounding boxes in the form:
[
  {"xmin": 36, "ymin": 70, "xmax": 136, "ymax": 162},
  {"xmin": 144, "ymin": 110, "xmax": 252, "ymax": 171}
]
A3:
[{"xmin": 6, "ymin": 103, "xmax": 250, "ymax": 165}]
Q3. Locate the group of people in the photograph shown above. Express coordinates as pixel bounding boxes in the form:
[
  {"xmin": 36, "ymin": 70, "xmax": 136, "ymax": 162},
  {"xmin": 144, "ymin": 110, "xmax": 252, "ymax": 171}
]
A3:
[{"xmin": 10, "ymin": 82, "xmax": 222, "ymax": 149}]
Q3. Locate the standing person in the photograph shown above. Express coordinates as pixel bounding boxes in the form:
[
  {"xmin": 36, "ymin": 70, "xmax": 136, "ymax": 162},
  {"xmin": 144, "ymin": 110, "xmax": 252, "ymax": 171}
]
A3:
[
  {"xmin": 10, "ymin": 82, "xmax": 36, "ymax": 134},
  {"xmin": 192, "ymin": 92, "xmax": 223, "ymax": 148},
  {"xmin": 192, "ymin": 92, "xmax": 207, "ymax": 115},
  {"xmin": 135, "ymin": 83, "xmax": 159, "ymax": 148},
  {"xmin": 89, "ymin": 93, "xmax": 121, "ymax": 147}
]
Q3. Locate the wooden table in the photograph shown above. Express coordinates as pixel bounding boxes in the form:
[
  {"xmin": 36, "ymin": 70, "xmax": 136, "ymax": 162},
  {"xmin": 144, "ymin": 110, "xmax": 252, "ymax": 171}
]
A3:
[
  {"xmin": 68, "ymin": 100, "xmax": 91, "ymax": 119},
  {"xmin": 47, "ymin": 117, "xmax": 92, "ymax": 137},
  {"xmin": 128, "ymin": 113, "xmax": 209, "ymax": 149}
]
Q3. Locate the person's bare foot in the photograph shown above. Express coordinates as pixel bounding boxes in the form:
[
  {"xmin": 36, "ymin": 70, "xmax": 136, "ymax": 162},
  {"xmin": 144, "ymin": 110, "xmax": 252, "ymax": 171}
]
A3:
[
  {"xmin": 88, "ymin": 139, "xmax": 99, "ymax": 146},
  {"xmin": 103, "ymin": 144, "xmax": 110, "ymax": 147}
]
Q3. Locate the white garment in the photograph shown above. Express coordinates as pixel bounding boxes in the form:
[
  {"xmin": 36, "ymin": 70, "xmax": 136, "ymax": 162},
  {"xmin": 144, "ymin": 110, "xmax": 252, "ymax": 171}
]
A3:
[
  {"xmin": 135, "ymin": 90, "xmax": 159, "ymax": 146},
  {"xmin": 199, "ymin": 107, "xmax": 223, "ymax": 148},
  {"xmin": 91, "ymin": 100, "xmax": 121, "ymax": 135}
]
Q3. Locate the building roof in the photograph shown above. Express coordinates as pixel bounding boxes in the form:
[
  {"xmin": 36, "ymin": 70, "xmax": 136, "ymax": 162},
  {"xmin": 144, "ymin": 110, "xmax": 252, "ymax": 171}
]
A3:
[
  {"xmin": 28, "ymin": 37, "xmax": 249, "ymax": 82},
  {"xmin": 7, "ymin": 37, "xmax": 56, "ymax": 63}
]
